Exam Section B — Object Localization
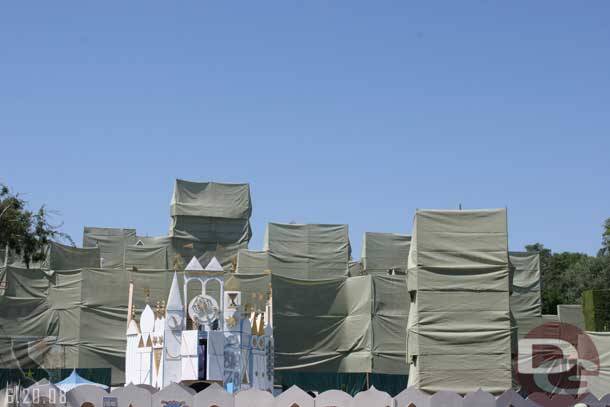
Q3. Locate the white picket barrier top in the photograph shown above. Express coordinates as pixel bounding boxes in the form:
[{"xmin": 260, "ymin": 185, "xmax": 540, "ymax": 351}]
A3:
[{"xmin": 39, "ymin": 382, "xmax": 610, "ymax": 407}]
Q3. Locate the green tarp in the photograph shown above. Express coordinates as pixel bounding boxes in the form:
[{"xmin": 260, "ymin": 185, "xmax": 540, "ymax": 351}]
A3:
[
  {"xmin": 272, "ymin": 273, "xmax": 408, "ymax": 375},
  {"xmin": 123, "ymin": 246, "xmax": 168, "ymax": 270},
  {"xmin": 49, "ymin": 242, "xmax": 100, "ymax": 270},
  {"xmin": 361, "ymin": 232, "xmax": 411, "ymax": 274},
  {"xmin": 83, "ymin": 227, "xmax": 137, "ymax": 269},
  {"xmin": 236, "ymin": 250, "xmax": 270, "ymax": 274},
  {"xmin": 406, "ymin": 209, "xmax": 513, "ymax": 394},
  {"xmin": 264, "ymin": 223, "xmax": 350, "ymax": 279},
  {"xmin": 170, "ymin": 180, "xmax": 252, "ymax": 244},
  {"xmin": 170, "ymin": 180, "xmax": 252, "ymax": 219},
  {"xmin": 509, "ymin": 251, "xmax": 541, "ymax": 322}
]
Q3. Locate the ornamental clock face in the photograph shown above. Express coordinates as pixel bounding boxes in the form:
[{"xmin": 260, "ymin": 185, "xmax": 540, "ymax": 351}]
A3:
[{"xmin": 167, "ymin": 314, "xmax": 181, "ymax": 329}]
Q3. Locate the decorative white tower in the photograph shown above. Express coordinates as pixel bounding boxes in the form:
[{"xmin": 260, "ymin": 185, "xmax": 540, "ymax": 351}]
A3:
[{"xmin": 162, "ymin": 272, "xmax": 184, "ymax": 387}]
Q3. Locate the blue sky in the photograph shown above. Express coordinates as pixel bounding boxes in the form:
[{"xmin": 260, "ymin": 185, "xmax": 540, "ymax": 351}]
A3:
[{"xmin": 1, "ymin": 1, "xmax": 608, "ymax": 257}]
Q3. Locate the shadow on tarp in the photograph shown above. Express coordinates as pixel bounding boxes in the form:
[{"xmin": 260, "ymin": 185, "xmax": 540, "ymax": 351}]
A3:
[
  {"xmin": 278, "ymin": 371, "xmax": 407, "ymax": 396},
  {"xmin": 0, "ymin": 368, "xmax": 111, "ymax": 389}
]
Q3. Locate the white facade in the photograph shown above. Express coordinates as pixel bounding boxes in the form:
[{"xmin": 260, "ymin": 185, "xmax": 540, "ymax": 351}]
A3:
[{"xmin": 124, "ymin": 256, "xmax": 274, "ymax": 393}]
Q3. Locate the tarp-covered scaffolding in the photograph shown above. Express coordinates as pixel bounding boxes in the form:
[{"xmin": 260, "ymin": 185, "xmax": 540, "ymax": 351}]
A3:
[
  {"xmin": 264, "ymin": 223, "xmax": 350, "ymax": 279},
  {"xmin": 79, "ymin": 180, "xmax": 254, "ymax": 271},
  {"xmin": 0, "ymin": 264, "xmax": 270, "ymax": 386},
  {"xmin": 406, "ymin": 209, "xmax": 514, "ymax": 394},
  {"xmin": 272, "ymin": 274, "xmax": 409, "ymax": 374},
  {"xmin": 361, "ymin": 232, "xmax": 411, "ymax": 274},
  {"xmin": 509, "ymin": 251, "xmax": 541, "ymax": 322}
]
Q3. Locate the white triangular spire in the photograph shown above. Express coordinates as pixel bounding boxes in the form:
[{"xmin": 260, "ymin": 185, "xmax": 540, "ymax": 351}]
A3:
[
  {"xmin": 205, "ymin": 256, "xmax": 223, "ymax": 272},
  {"xmin": 185, "ymin": 256, "xmax": 204, "ymax": 271},
  {"xmin": 166, "ymin": 272, "xmax": 183, "ymax": 311},
  {"xmin": 140, "ymin": 305, "xmax": 155, "ymax": 333},
  {"xmin": 126, "ymin": 319, "xmax": 140, "ymax": 335}
]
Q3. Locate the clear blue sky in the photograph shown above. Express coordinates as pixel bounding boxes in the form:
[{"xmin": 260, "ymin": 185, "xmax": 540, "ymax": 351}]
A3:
[{"xmin": 1, "ymin": 1, "xmax": 608, "ymax": 257}]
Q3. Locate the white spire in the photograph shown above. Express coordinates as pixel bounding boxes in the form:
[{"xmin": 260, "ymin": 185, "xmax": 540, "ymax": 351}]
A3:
[
  {"xmin": 166, "ymin": 272, "xmax": 183, "ymax": 311},
  {"xmin": 185, "ymin": 256, "xmax": 204, "ymax": 271},
  {"xmin": 205, "ymin": 256, "xmax": 223, "ymax": 272},
  {"xmin": 126, "ymin": 319, "xmax": 140, "ymax": 335},
  {"xmin": 140, "ymin": 305, "xmax": 155, "ymax": 333}
]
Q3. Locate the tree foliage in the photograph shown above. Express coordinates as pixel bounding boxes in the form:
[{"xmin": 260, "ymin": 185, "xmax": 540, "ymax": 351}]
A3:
[
  {"xmin": 0, "ymin": 184, "xmax": 73, "ymax": 268},
  {"xmin": 530, "ymin": 218, "xmax": 610, "ymax": 314}
]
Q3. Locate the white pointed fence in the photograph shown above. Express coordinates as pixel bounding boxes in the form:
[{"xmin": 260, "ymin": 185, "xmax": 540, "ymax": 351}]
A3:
[{"xmin": 8, "ymin": 381, "xmax": 610, "ymax": 407}]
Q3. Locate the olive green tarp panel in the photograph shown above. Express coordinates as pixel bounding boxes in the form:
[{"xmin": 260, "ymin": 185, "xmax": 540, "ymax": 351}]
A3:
[
  {"xmin": 49, "ymin": 242, "xmax": 100, "ymax": 270},
  {"xmin": 170, "ymin": 217, "xmax": 252, "ymax": 243},
  {"xmin": 558, "ymin": 305, "xmax": 585, "ymax": 330},
  {"xmin": 578, "ymin": 332, "xmax": 610, "ymax": 398},
  {"xmin": 371, "ymin": 275, "xmax": 409, "ymax": 374},
  {"xmin": 272, "ymin": 274, "xmax": 371, "ymax": 373},
  {"xmin": 348, "ymin": 261, "xmax": 363, "ymax": 277},
  {"xmin": 123, "ymin": 246, "xmax": 168, "ymax": 270},
  {"xmin": 406, "ymin": 209, "xmax": 513, "ymax": 394},
  {"xmin": 236, "ymin": 250, "xmax": 270, "ymax": 274},
  {"xmin": 170, "ymin": 180, "xmax": 252, "ymax": 246},
  {"xmin": 125, "ymin": 235, "xmax": 245, "ymax": 271},
  {"xmin": 170, "ymin": 180, "xmax": 252, "ymax": 219},
  {"xmin": 83, "ymin": 227, "xmax": 137, "ymax": 269},
  {"xmin": 79, "ymin": 268, "xmax": 130, "ymax": 384},
  {"xmin": 362, "ymin": 233, "xmax": 411, "ymax": 274},
  {"xmin": 0, "ymin": 248, "xmax": 48, "ymax": 269},
  {"xmin": 264, "ymin": 223, "xmax": 350, "ymax": 279},
  {"xmin": 509, "ymin": 252, "xmax": 541, "ymax": 321},
  {"xmin": 0, "ymin": 267, "xmax": 67, "ymax": 370}
]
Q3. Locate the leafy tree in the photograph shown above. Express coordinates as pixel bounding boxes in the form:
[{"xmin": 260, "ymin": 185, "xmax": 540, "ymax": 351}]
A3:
[
  {"xmin": 601, "ymin": 218, "xmax": 610, "ymax": 256},
  {"xmin": 529, "ymin": 219, "xmax": 610, "ymax": 314},
  {"xmin": 0, "ymin": 184, "xmax": 72, "ymax": 268}
]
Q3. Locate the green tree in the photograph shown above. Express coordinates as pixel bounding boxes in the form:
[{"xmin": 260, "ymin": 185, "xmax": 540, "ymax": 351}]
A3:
[
  {"xmin": 0, "ymin": 184, "xmax": 72, "ymax": 268},
  {"xmin": 601, "ymin": 218, "xmax": 610, "ymax": 256},
  {"xmin": 529, "ymin": 218, "xmax": 610, "ymax": 314}
]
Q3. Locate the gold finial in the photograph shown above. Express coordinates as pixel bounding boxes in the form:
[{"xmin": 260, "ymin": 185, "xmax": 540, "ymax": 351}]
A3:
[
  {"xmin": 225, "ymin": 316, "xmax": 237, "ymax": 328},
  {"xmin": 251, "ymin": 313, "xmax": 259, "ymax": 335},
  {"xmin": 172, "ymin": 253, "xmax": 185, "ymax": 271},
  {"xmin": 258, "ymin": 313, "xmax": 265, "ymax": 336}
]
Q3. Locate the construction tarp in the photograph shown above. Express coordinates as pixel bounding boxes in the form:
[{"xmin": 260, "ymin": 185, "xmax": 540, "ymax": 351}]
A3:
[
  {"xmin": 509, "ymin": 251, "xmax": 541, "ymax": 321},
  {"xmin": 170, "ymin": 180, "xmax": 252, "ymax": 244},
  {"xmin": 170, "ymin": 180, "xmax": 252, "ymax": 219},
  {"xmin": 348, "ymin": 261, "xmax": 363, "ymax": 277},
  {"xmin": 0, "ymin": 266, "xmax": 270, "ymax": 386},
  {"xmin": 236, "ymin": 250, "xmax": 270, "ymax": 274},
  {"xmin": 361, "ymin": 233, "xmax": 411, "ymax": 274},
  {"xmin": 272, "ymin": 273, "xmax": 408, "ymax": 375},
  {"xmin": 406, "ymin": 209, "xmax": 513, "ymax": 394},
  {"xmin": 83, "ymin": 227, "xmax": 137, "ymax": 269},
  {"xmin": 48, "ymin": 242, "xmax": 100, "ymax": 270},
  {"xmin": 558, "ymin": 305, "xmax": 585, "ymax": 330},
  {"xmin": 264, "ymin": 223, "xmax": 350, "ymax": 279},
  {"xmin": 123, "ymin": 246, "xmax": 168, "ymax": 270},
  {"xmin": 273, "ymin": 274, "xmax": 372, "ymax": 372},
  {"xmin": 170, "ymin": 216, "xmax": 251, "ymax": 243},
  {"xmin": 372, "ymin": 275, "xmax": 410, "ymax": 374}
]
